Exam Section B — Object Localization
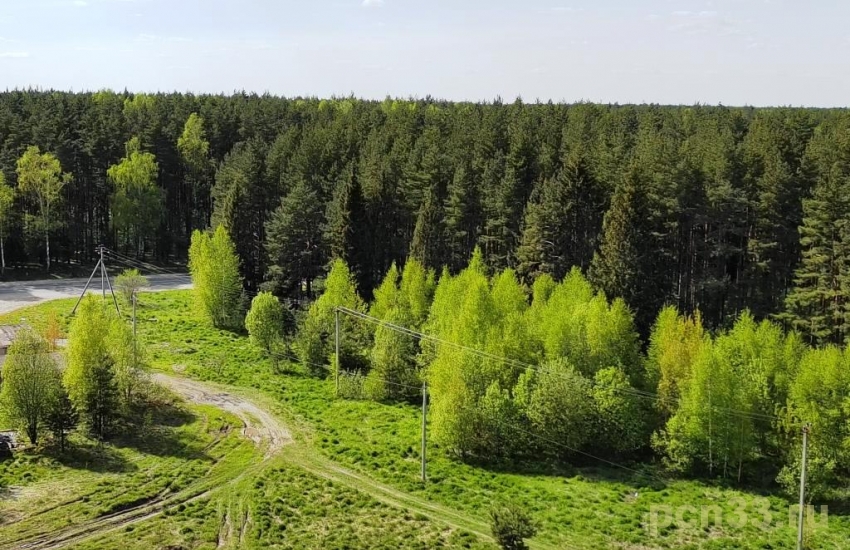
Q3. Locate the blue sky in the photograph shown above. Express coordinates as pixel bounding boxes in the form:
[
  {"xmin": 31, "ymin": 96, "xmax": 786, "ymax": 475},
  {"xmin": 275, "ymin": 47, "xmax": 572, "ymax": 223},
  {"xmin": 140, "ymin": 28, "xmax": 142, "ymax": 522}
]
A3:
[{"xmin": 0, "ymin": 0, "xmax": 847, "ymax": 106}]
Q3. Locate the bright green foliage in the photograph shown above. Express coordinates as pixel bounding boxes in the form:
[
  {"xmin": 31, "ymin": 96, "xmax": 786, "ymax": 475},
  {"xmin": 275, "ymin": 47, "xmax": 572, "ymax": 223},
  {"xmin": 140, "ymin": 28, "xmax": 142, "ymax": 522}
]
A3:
[
  {"xmin": 16, "ymin": 145, "xmax": 71, "ymax": 271},
  {"xmin": 365, "ymin": 307, "xmax": 420, "ymax": 402},
  {"xmin": 370, "ymin": 262, "xmax": 400, "ymax": 322},
  {"xmin": 645, "ymin": 306, "xmax": 706, "ymax": 416},
  {"xmin": 297, "ymin": 258, "xmax": 367, "ymax": 376},
  {"xmin": 651, "ymin": 309, "xmax": 813, "ymax": 480},
  {"xmin": 108, "ymin": 137, "xmax": 162, "ymax": 255},
  {"xmin": 0, "ymin": 329, "xmax": 62, "ymax": 445},
  {"xmin": 114, "ymin": 268, "xmax": 149, "ymax": 303},
  {"xmin": 780, "ymin": 346, "xmax": 850, "ymax": 497},
  {"xmin": 399, "ymin": 258, "xmax": 435, "ymax": 328},
  {"xmin": 427, "ymin": 264, "xmax": 497, "ymax": 456},
  {"xmin": 177, "ymin": 113, "xmax": 210, "ymax": 173},
  {"xmin": 177, "ymin": 112, "xmax": 212, "ymax": 232},
  {"xmin": 108, "ymin": 314, "xmax": 147, "ymax": 409},
  {"xmin": 538, "ymin": 268, "xmax": 642, "ymax": 380},
  {"xmin": 64, "ymin": 296, "xmax": 119, "ymax": 440},
  {"xmin": 365, "ymin": 260, "xmax": 430, "ymax": 401},
  {"xmin": 489, "ymin": 501, "xmax": 538, "ymax": 550},
  {"xmin": 590, "ymin": 367, "xmax": 648, "ymax": 455},
  {"xmin": 524, "ymin": 359, "xmax": 593, "ymax": 456},
  {"xmin": 0, "ymin": 173, "xmax": 14, "ymax": 274},
  {"xmin": 421, "ymin": 255, "xmax": 641, "ymax": 459},
  {"xmin": 188, "ymin": 225, "xmax": 243, "ymax": 328},
  {"xmin": 245, "ymin": 291, "xmax": 286, "ymax": 355}
]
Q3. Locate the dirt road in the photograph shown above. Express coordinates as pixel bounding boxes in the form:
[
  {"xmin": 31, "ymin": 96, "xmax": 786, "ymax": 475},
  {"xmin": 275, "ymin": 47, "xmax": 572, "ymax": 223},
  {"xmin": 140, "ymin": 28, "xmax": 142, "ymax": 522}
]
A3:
[{"xmin": 152, "ymin": 373, "xmax": 293, "ymax": 456}]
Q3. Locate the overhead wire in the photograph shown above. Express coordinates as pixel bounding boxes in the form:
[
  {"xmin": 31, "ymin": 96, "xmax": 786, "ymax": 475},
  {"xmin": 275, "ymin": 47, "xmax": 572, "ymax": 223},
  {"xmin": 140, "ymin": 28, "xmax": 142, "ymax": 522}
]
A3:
[{"xmin": 335, "ymin": 306, "xmax": 788, "ymax": 424}]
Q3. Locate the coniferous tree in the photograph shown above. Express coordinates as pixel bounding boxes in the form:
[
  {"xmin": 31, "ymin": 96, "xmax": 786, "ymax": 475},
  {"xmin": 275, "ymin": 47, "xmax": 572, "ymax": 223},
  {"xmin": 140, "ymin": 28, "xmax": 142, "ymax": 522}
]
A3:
[
  {"xmin": 517, "ymin": 153, "xmax": 603, "ymax": 282},
  {"xmin": 46, "ymin": 384, "xmax": 77, "ymax": 453},
  {"xmin": 324, "ymin": 164, "xmax": 372, "ymax": 293},
  {"xmin": 444, "ymin": 162, "xmax": 482, "ymax": 273},
  {"xmin": 211, "ymin": 139, "xmax": 268, "ymax": 290},
  {"xmin": 589, "ymin": 165, "xmax": 659, "ymax": 332},
  {"xmin": 782, "ymin": 165, "xmax": 850, "ymax": 344},
  {"xmin": 0, "ymin": 173, "xmax": 14, "ymax": 274},
  {"xmin": 265, "ymin": 181, "xmax": 325, "ymax": 296},
  {"xmin": 409, "ymin": 186, "xmax": 444, "ymax": 270}
]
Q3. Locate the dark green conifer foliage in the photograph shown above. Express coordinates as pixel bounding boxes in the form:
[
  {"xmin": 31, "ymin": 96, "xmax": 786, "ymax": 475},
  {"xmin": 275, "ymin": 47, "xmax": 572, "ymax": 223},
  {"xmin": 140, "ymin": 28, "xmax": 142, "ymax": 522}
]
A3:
[{"xmin": 589, "ymin": 166, "xmax": 657, "ymax": 331}]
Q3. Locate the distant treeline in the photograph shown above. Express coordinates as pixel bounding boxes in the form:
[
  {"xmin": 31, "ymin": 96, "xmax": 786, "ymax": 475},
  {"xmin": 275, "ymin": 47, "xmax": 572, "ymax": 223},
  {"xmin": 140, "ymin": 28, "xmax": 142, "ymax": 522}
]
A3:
[{"xmin": 0, "ymin": 91, "xmax": 848, "ymax": 340}]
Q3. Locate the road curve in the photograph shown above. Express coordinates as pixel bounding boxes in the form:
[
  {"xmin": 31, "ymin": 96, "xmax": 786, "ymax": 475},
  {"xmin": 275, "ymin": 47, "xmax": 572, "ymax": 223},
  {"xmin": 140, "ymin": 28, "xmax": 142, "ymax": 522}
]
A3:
[{"xmin": 0, "ymin": 274, "xmax": 192, "ymax": 314}]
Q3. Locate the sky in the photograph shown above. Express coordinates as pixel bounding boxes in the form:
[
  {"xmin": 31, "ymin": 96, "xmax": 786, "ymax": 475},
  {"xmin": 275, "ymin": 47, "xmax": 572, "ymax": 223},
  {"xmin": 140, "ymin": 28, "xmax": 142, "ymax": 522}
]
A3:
[{"xmin": 0, "ymin": 0, "xmax": 847, "ymax": 107}]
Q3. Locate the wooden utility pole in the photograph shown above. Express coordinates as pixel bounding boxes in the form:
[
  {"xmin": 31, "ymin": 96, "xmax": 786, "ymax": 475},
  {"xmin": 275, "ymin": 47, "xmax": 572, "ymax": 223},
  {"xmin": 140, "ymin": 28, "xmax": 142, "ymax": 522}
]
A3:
[
  {"xmin": 132, "ymin": 291, "xmax": 138, "ymax": 368},
  {"xmin": 334, "ymin": 308, "xmax": 341, "ymax": 396},
  {"xmin": 421, "ymin": 380, "xmax": 428, "ymax": 483},
  {"xmin": 72, "ymin": 246, "xmax": 119, "ymax": 315},
  {"xmin": 797, "ymin": 424, "xmax": 810, "ymax": 550}
]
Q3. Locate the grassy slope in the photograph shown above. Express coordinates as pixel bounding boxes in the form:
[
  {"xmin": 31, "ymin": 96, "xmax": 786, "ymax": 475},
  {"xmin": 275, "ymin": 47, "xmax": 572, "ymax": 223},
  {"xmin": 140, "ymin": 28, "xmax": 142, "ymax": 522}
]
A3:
[
  {"xmin": 0, "ymin": 400, "xmax": 257, "ymax": 548},
  {"xmin": 1, "ymin": 292, "xmax": 846, "ymax": 549}
]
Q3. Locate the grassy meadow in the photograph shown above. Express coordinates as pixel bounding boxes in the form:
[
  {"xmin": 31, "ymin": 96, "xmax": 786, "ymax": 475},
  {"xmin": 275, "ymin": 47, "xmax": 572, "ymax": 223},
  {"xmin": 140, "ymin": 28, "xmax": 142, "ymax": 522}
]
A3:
[{"xmin": 0, "ymin": 291, "xmax": 847, "ymax": 549}]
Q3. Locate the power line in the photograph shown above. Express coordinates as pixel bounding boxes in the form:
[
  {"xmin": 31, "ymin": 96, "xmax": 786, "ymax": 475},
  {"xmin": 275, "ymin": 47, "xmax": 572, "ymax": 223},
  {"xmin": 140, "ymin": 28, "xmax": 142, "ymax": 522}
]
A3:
[
  {"xmin": 102, "ymin": 248, "xmax": 182, "ymax": 276},
  {"xmin": 493, "ymin": 417, "xmax": 672, "ymax": 486},
  {"xmin": 335, "ymin": 307, "xmax": 788, "ymax": 424}
]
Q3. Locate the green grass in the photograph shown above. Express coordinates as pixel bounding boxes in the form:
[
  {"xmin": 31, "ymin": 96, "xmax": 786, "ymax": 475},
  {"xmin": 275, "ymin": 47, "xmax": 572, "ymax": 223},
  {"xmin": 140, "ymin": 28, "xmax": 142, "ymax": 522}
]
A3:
[
  {"xmin": 79, "ymin": 462, "xmax": 491, "ymax": 550},
  {"xmin": 3, "ymin": 292, "xmax": 848, "ymax": 549},
  {"xmin": 0, "ymin": 396, "xmax": 257, "ymax": 546}
]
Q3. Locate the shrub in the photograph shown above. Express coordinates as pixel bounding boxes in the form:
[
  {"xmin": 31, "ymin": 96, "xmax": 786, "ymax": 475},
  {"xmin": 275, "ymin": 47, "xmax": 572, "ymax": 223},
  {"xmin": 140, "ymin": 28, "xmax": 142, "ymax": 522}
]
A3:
[{"xmin": 489, "ymin": 502, "xmax": 538, "ymax": 550}]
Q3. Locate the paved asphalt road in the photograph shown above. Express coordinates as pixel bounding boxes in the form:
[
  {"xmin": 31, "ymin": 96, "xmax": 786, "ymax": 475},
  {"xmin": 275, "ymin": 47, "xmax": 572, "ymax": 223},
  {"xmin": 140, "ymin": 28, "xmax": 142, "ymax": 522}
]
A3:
[{"xmin": 0, "ymin": 274, "xmax": 192, "ymax": 314}]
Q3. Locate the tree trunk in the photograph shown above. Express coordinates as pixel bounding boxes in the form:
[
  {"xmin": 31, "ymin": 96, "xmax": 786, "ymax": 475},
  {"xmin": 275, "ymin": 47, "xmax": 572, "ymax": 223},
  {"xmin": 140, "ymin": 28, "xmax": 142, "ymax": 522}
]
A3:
[
  {"xmin": 1, "ymin": 236, "xmax": 5, "ymax": 275},
  {"xmin": 27, "ymin": 420, "xmax": 38, "ymax": 446}
]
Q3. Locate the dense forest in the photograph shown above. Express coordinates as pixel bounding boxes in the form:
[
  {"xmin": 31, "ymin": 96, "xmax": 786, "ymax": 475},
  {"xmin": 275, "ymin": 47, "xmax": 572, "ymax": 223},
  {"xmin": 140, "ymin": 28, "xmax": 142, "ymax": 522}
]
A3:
[{"xmin": 1, "ymin": 91, "xmax": 849, "ymax": 342}]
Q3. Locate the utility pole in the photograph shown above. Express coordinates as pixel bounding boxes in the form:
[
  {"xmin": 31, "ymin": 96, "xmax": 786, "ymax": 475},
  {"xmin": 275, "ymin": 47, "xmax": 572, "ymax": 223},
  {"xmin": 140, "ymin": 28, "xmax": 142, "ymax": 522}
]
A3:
[
  {"xmin": 797, "ymin": 424, "xmax": 810, "ymax": 550},
  {"xmin": 72, "ymin": 245, "xmax": 119, "ymax": 316},
  {"xmin": 421, "ymin": 380, "xmax": 428, "ymax": 483},
  {"xmin": 334, "ymin": 308, "xmax": 341, "ymax": 397},
  {"xmin": 132, "ymin": 291, "xmax": 138, "ymax": 368},
  {"xmin": 100, "ymin": 246, "xmax": 105, "ymax": 298}
]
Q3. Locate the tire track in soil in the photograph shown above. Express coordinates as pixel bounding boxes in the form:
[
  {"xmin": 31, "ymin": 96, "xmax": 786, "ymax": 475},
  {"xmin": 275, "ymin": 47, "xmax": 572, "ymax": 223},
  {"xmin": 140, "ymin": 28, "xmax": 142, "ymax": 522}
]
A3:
[
  {"xmin": 3, "ymin": 375, "xmax": 561, "ymax": 550},
  {"xmin": 0, "ymin": 375, "xmax": 287, "ymax": 550}
]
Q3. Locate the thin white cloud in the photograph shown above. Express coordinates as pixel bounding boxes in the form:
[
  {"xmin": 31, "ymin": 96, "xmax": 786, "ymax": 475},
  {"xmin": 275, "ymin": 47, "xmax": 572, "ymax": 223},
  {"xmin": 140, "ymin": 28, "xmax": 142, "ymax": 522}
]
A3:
[
  {"xmin": 73, "ymin": 0, "xmax": 88, "ymax": 6},
  {"xmin": 0, "ymin": 52, "xmax": 29, "ymax": 58},
  {"xmin": 362, "ymin": 0, "xmax": 384, "ymax": 7},
  {"xmin": 136, "ymin": 33, "xmax": 192, "ymax": 42}
]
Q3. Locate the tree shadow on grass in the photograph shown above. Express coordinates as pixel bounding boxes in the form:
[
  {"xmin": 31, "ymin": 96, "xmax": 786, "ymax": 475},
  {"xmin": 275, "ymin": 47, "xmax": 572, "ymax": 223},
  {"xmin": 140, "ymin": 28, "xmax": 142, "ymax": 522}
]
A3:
[
  {"xmin": 111, "ymin": 402, "xmax": 214, "ymax": 463},
  {"xmin": 46, "ymin": 441, "xmax": 138, "ymax": 474},
  {"xmin": 473, "ymin": 456, "xmax": 669, "ymax": 492}
]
